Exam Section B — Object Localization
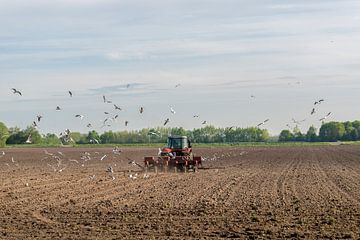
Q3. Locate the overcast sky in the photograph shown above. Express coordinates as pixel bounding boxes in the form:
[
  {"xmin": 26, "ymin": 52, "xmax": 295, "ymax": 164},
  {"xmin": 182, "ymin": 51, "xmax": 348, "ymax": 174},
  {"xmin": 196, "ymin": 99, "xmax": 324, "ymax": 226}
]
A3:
[{"xmin": 1, "ymin": 0, "xmax": 360, "ymax": 135}]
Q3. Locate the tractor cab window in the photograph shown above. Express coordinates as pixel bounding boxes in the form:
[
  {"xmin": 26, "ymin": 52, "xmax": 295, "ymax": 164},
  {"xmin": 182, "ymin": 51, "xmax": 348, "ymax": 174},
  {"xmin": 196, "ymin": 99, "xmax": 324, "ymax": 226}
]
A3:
[{"xmin": 167, "ymin": 138, "xmax": 188, "ymax": 149}]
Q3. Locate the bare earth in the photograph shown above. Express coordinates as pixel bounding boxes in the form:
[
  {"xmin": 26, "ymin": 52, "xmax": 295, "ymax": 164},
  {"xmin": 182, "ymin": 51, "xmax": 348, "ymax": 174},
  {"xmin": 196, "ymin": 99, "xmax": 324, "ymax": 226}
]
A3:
[{"xmin": 0, "ymin": 146, "xmax": 360, "ymax": 239}]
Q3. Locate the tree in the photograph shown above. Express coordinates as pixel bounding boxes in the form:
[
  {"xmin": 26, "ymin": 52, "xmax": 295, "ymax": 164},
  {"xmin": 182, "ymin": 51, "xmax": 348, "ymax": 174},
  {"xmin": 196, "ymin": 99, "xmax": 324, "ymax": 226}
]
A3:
[
  {"xmin": 0, "ymin": 122, "xmax": 9, "ymax": 147},
  {"xmin": 86, "ymin": 130, "xmax": 100, "ymax": 143},
  {"xmin": 319, "ymin": 122, "xmax": 345, "ymax": 142},
  {"xmin": 278, "ymin": 130, "xmax": 294, "ymax": 142},
  {"xmin": 42, "ymin": 133, "xmax": 61, "ymax": 145},
  {"xmin": 306, "ymin": 126, "xmax": 318, "ymax": 142}
]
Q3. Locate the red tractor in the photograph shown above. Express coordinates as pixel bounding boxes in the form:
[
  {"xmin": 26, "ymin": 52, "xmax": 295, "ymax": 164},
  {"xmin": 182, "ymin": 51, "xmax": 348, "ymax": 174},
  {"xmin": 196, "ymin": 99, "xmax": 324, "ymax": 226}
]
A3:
[{"xmin": 144, "ymin": 136, "xmax": 202, "ymax": 172}]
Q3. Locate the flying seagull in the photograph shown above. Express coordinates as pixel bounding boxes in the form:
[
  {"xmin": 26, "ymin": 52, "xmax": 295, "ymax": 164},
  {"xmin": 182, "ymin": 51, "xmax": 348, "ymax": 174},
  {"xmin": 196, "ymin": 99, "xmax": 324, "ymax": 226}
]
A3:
[
  {"xmin": 68, "ymin": 91, "xmax": 73, "ymax": 97},
  {"xmin": 202, "ymin": 121, "xmax": 207, "ymax": 125},
  {"xmin": 257, "ymin": 119, "xmax": 269, "ymax": 127},
  {"xmin": 32, "ymin": 121, "xmax": 38, "ymax": 128},
  {"xmin": 140, "ymin": 107, "xmax": 144, "ymax": 114},
  {"xmin": 56, "ymin": 106, "xmax": 61, "ymax": 111},
  {"xmin": 25, "ymin": 134, "xmax": 32, "ymax": 144},
  {"xmin": 125, "ymin": 120, "xmax": 129, "ymax": 126},
  {"xmin": 103, "ymin": 95, "xmax": 112, "ymax": 103},
  {"xmin": 75, "ymin": 114, "xmax": 84, "ymax": 120},
  {"xmin": 193, "ymin": 115, "xmax": 200, "ymax": 118},
  {"xmin": 311, "ymin": 108, "xmax": 316, "ymax": 115},
  {"xmin": 86, "ymin": 123, "xmax": 92, "ymax": 128},
  {"xmin": 37, "ymin": 115, "xmax": 43, "ymax": 122},
  {"xmin": 314, "ymin": 99, "xmax": 325, "ymax": 105},
  {"xmin": 114, "ymin": 104, "xmax": 122, "ymax": 110},
  {"xmin": 164, "ymin": 118, "xmax": 170, "ymax": 126},
  {"xmin": 11, "ymin": 88, "xmax": 22, "ymax": 96},
  {"xmin": 170, "ymin": 106, "xmax": 176, "ymax": 114},
  {"xmin": 175, "ymin": 84, "xmax": 181, "ymax": 88},
  {"xmin": 319, "ymin": 112, "xmax": 332, "ymax": 121}
]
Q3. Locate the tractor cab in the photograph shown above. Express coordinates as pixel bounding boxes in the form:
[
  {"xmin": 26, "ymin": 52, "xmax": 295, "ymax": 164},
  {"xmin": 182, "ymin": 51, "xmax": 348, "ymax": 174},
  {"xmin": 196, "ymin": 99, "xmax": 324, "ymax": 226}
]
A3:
[{"xmin": 161, "ymin": 136, "xmax": 192, "ymax": 156}]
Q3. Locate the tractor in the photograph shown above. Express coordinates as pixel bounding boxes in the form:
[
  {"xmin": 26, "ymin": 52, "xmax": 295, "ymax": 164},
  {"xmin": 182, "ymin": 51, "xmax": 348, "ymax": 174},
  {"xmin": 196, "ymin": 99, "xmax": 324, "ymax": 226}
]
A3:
[{"xmin": 144, "ymin": 136, "xmax": 202, "ymax": 173}]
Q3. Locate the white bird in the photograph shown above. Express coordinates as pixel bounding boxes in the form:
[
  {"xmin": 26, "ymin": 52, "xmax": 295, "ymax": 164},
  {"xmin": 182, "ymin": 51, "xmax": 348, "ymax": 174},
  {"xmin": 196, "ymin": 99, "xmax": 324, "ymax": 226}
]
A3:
[
  {"xmin": 100, "ymin": 154, "xmax": 107, "ymax": 161},
  {"xmin": 26, "ymin": 134, "xmax": 32, "ymax": 144},
  {"xmin": 11, "ymin": 88, "xmax": 22, "ymax": 96},
  {"xmin": 319, "ymin": 112, "xmax": 332, "ymax": 121},
  {"xmin": 75, "ymin": 114, "xmax": 84, "ymax": 120},
  {"xmin": 37, "ymin": 115, "xmax": 43, "ymax": 122},
  {"xmin": 0, "ymin": 151, "xmax": 5, "ymax": 158},
  {"xmin": 114, "ymin": 104, "xmax": 122, "ymax": 110},
  {"xmin": 170, "ymin": 106, "xmax": 176, "ymax": 114},
  {"xmin": 149, "ymin": 131, "xmax": 160, "ymax": 137},
  {"xmin": 257, "ymin": 119, "xmax": 269, "ymax": 127}
]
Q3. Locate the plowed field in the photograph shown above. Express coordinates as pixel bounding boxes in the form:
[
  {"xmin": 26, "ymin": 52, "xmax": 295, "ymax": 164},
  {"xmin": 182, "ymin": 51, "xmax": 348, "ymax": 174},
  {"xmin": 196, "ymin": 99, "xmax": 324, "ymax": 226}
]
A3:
[{"xmin": 1, "ymin": 146, "xmax": 360, "ymax": 239}]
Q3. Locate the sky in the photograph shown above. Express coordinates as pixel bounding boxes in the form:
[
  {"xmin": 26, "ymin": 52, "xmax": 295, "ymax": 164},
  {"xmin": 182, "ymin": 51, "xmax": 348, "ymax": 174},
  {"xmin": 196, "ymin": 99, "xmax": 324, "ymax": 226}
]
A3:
[{"xmin": 1, "ymin": 0, "xmax": 360, "ymax": 135}]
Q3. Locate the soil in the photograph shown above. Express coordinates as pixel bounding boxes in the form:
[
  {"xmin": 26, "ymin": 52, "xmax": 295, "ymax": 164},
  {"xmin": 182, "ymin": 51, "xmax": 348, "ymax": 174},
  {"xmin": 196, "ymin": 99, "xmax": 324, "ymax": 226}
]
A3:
[{"xmin": 0, "ymin": 146, "xmax": 359, "ymax": 239}]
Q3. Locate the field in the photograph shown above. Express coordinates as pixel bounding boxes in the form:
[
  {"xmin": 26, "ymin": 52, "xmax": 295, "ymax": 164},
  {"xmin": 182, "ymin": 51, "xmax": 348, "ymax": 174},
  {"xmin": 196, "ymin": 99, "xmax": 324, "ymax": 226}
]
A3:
[{"xmin": 0, "ymin": 146, "xmax": 360, "ymax": 239}]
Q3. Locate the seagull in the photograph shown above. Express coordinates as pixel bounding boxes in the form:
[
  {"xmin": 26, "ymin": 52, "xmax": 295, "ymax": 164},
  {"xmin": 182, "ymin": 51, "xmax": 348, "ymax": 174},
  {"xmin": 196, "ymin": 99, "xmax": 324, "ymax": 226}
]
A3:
[
  {"xmin": 0, "ymin": 151, "xmax": 5, "ymax": 158},
  {"xmin": 140, "ymin": 107, "xmax": 144, "ymax": 114},
  {"xmin": 56, "ymin": 106, "xmax": 61, "ymax": 111},
  {"xmin": 125, "ymin": 120, "xmax": 129, "ymax": 126},
  {"xmin": 202, "ymin": 121, "xmax": 207, "ymax": 125},
  {"xmin": 193, "ymin": 115, "xmax": 200, "ymax": 118},
  {"xmin": 37, "ymin": 115, "xmax": 43, "ymax": 122},
  {"xmin": 68, "ymin": 91, "xmax": 73, "ymax": 97},
  {"xmin": 103, "ymin": 95, "xmax": 112, "ymax": 103},
  {"xmin": 319, "ymin": 112, "xmax": 332, "ymax": 121},
  {"xmin": 311, "ymin": 108, "xmax": 316, "ymax": 115},
  {"xmin": 314, "ymin": 99, "xmax": 325, "ymax": 105},
  {"xmin": 32, "ymin": 121, "xmax": 38, "ymax": 128},
  {"xmin": 292, "ymin": 118, "xmax": 306, "ymax": 125},
  {"xmin": 11, "ymin": 88, "xmax": 22, "ymax": 96},
  {"xmin": 104, "ymin": 112, "xmax": 109, "ymax": 115},
  {"xmin": 175, "ymin": 84, "xmax": 181, "ymax": 88},
  {"xmin": 114, "ymin": 104, "xmax": 122, "ymax": 110},
  {"xmin": 86, "ymin": 123, "xmax": 92, "ymax": 128},
  {"xmin": 149, "ymin": 131, "xmax": 160, "ymax": 137},
  {"xmin": 250, "ymin": 95, "xmax": 256, "ymax": 99},
  {"xmin": 100, "ymin": 154, "xmax": 107, "ymax": 161},
  {"xmin": 257, "ymin": 119, "xmax": 269, "ymax": 127},
  {"xmin": 126, "ymin": 84, "xmax": 131, "ymax": 88},
  {"xmin": 164, "ymin": 118, "xmax": 170, "ymax": 126},
  {"xmin": 170, "ymin": 106, "xmax": 176, "ymax": 114},
  {"xmin": 75, "ymin": 114, "xmax": 84, "ymax": 120},
  {"xmin": 25, "ymin": 134, "xmax": 32, "ymax": 144}
]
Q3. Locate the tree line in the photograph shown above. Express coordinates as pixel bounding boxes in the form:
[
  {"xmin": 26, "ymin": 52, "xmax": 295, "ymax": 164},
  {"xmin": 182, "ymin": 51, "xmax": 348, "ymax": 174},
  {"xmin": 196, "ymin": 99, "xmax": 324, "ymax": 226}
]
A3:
[
  {"xmin": 279, "ymin": 121, "xmax": 360, "ymax": 142},
  {"xmin": 0, "ymin": 123, "xmax": 269, "ymax": 146},
  {"xmin": 1, "ymin": 120, "xmax": 360, "ymax": 147}
]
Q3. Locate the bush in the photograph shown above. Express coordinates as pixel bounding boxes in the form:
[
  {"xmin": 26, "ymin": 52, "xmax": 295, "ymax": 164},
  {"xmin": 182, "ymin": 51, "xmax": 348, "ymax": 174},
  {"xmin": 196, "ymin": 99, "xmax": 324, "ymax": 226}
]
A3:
[{"xmin": 0, "ymin": 122, "xmax": 9, "ymax": 147}]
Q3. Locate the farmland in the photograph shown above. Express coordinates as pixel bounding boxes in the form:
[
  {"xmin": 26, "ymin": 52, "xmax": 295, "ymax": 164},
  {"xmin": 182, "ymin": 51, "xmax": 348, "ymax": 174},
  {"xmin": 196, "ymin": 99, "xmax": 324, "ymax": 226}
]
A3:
[{"xmin": 0, "ymin": 146, "xmax": 360, "ymax": 239}]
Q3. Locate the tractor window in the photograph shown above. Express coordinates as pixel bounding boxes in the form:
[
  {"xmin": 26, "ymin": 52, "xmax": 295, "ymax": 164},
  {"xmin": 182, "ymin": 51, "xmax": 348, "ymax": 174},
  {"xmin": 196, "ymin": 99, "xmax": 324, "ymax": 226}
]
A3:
[{"xmin": 167, "ymin": 138, "xmax": 188, "ymax": 148}]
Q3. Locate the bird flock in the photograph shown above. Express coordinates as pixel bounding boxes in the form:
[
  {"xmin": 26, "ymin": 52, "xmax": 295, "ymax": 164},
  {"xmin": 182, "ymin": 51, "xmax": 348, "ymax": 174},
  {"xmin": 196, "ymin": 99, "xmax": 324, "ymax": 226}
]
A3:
[{"xmin": 9, "ymin": 84, "xmax": 212, "ymax": 144}]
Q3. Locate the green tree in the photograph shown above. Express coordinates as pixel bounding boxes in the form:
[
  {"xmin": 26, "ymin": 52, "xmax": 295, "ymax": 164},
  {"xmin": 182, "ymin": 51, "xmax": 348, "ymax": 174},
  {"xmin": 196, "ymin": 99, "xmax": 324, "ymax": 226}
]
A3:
[
  {"xmin": 0, "ymin": 122, "xmax": 9, "ymax": 147},
  {"xmin": 278, "ymin": 130, "xmax": 294, "ymax": 142},
  {"xmin": 306, "ymin": 126, "xmax": 318, "ymax": 142},
  {"xmin": 86, "ymin": 130, "xmax": 100, "ymax": 143},
  {"xmin": 319, "ymin": 122, "xmax": 345, "ymax": 142}
]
